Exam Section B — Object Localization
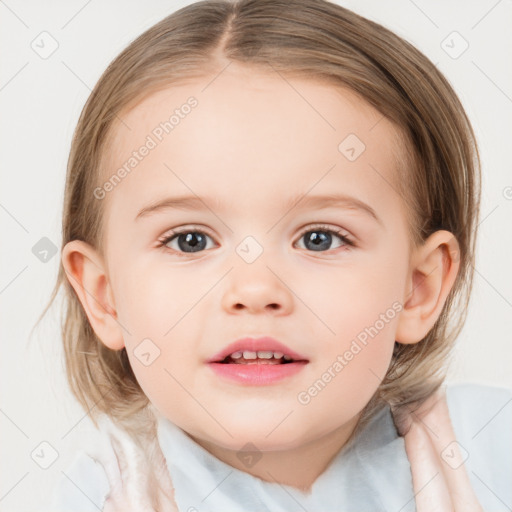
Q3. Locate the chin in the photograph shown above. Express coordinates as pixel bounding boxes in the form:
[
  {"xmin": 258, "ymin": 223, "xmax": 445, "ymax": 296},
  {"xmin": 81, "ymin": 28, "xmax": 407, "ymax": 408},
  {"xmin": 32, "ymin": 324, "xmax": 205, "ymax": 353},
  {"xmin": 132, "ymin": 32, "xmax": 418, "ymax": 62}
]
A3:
[{"xmin": 192, "ymin": 422, "xmax": 308, "ymax": 453}]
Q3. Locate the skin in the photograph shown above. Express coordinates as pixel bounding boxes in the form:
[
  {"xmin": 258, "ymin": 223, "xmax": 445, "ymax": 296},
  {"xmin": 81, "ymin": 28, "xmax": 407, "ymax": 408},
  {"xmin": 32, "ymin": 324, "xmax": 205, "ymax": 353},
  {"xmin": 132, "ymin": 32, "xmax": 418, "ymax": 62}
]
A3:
[{"xmin": 62, "ymin": 62, "xmax": 479, "ymax": 507}]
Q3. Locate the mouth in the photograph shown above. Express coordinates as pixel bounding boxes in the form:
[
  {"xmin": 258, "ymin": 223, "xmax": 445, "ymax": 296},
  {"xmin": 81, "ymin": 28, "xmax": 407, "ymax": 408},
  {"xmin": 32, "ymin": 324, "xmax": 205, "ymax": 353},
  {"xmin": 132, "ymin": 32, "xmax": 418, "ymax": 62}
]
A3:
[
  {"xmin": 206, "ymin": 336, "xmax": 309, "ymax": 366},
  {"xmin": 217, "ymin": 350, "xmax": 304, "ymax": 365},
  {"xmin": 206, "ymin": 337, "xmax": 309, "ymax": 384}
]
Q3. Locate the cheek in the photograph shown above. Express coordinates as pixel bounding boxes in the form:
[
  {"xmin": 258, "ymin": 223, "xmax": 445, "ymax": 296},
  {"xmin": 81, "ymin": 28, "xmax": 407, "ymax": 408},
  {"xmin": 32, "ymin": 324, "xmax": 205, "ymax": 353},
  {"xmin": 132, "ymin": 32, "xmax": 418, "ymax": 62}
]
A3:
[
  {"xmin": 111, "ymin": 264, "xmax": 206, "ymax": 407},
  {"xmin": 293, "ymin": 248, "xmax": 406, "ymax": 402},
  {"xmin": 114, "ymin": 262, "xmax": 199, "ymax": 335},
  {"xmin": 295, "ymin": 302, "xmax": 398, "ymax": 435},
  {"xmin": 301, "ymin": 253, "xmax": 406, "ymax": 349}
]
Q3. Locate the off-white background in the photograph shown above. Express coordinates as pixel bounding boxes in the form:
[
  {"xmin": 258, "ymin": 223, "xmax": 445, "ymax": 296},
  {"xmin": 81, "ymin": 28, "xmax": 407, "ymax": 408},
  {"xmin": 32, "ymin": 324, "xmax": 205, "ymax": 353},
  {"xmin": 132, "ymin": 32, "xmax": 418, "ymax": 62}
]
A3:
[{"xmin": 1, "ymin": 0, "xmax": 511, "ymax": 510}]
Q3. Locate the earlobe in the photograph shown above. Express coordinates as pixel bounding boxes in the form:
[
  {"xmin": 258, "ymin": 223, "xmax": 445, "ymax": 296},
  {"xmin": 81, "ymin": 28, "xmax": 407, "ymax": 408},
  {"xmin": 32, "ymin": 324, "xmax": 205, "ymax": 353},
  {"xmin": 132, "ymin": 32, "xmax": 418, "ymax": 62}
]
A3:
[
  {"xmin": 61, "ymin": 240, "xmax": 125, "ymax": 351},
  {"xmin": 395, "ymin": 230, "xmax": 460, "ymax": 345}
]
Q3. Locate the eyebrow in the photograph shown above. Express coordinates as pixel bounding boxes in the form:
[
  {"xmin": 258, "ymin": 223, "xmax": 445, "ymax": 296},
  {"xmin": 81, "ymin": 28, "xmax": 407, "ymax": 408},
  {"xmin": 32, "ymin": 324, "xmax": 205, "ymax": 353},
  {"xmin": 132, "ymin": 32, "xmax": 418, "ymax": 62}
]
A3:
[{"xmin": 135, "ymin": 193, "xmax": 382, "ymax": 226}]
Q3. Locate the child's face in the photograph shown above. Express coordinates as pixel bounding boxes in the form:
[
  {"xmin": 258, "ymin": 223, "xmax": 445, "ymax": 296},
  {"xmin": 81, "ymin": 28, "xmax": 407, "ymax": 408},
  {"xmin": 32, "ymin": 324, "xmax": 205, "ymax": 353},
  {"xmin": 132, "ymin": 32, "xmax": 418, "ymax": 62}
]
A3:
[{"xmin": 97, "ymin": 65, "xmax": 414, "ymax": 452}]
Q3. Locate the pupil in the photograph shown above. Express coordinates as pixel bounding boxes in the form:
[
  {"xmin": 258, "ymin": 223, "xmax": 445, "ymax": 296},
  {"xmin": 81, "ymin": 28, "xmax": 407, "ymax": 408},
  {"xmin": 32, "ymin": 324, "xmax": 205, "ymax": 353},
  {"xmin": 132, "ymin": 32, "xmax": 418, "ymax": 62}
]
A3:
[
  {"xmin": 306, "ymin": 231, "xmax": 331, "ymax": 251},
  {"xmin": 178, "ymin": 232, "xmax": 207, "ymax": 253}
]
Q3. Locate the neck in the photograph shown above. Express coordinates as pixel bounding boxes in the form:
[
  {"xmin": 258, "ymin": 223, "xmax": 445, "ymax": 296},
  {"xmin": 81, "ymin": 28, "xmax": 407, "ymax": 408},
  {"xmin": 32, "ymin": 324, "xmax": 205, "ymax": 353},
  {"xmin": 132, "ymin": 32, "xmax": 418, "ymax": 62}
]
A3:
[{"xmin": 188, "ymin": 413, "xmax": 361, "ymax": 492}]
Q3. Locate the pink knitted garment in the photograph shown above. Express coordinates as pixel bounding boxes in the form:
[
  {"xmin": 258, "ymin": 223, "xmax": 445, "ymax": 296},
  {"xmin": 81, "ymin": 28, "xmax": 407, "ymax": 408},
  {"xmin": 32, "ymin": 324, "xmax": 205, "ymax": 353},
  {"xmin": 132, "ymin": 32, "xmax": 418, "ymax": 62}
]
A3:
[{"xmin": 87, "ymin": 414, "xmax": 179, "ymax": 511}]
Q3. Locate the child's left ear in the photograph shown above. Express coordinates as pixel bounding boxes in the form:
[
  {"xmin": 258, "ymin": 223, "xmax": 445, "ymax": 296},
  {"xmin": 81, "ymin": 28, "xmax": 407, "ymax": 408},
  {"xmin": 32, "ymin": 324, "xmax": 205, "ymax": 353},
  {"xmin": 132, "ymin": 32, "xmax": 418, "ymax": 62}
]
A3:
[{"xmin": 395, "ymin": 230, "xmax": 460, "ymax": 345}]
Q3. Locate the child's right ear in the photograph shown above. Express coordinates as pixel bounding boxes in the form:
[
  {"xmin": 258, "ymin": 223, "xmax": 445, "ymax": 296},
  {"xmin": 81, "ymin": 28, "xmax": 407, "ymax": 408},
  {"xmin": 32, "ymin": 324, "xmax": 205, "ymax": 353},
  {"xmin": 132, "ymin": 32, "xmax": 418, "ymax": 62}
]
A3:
[{"xmin": 61, "ymin": 240, "xmax": 125, "ymax": 351}]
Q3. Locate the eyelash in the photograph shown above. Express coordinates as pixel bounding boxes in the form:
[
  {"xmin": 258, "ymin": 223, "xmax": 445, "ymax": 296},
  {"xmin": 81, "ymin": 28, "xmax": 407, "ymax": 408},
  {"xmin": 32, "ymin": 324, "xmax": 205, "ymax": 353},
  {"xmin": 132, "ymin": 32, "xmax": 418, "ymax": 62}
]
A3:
[{"xmin": 157, "ymin": 224, "xmax": 355, "ymax": 257}]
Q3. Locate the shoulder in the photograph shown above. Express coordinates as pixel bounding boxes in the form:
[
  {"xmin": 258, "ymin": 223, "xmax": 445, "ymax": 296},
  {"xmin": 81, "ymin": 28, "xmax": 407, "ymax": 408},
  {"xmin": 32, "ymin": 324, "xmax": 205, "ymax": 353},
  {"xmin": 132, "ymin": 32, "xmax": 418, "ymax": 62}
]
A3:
[
  {"xmin": 45, "ymin": 415, "xmax": 124, "ymax": 512},
  {"xmin": 445, "ymin": 381, "xmax": 512, "ymax": 437},
  {"xmin": 46, "ymin": 413, "xmax": 173, "ymax": 511},
  {"xmin": 445, "ymin": 381, "xmax": 512, "ymax": 510},
  {"xmin": 45, "ymin": 450, "xmax": 111, "ymax": 512}
]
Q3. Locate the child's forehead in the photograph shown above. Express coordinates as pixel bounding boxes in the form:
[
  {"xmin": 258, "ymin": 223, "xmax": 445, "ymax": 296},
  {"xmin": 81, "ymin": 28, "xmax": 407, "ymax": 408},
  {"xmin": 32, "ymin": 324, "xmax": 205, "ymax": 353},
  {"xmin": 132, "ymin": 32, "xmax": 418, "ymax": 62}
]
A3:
[
  {"xmin": 99, "ymin": 66, "xmax": 406, "ymax": 223},
  {"xmin": 106, "ymin": 66, "xmax": 400, "ymax": 168},
  {"xmin": 132, "ymin": 75, "xmax": 375, "ymax": 121}
]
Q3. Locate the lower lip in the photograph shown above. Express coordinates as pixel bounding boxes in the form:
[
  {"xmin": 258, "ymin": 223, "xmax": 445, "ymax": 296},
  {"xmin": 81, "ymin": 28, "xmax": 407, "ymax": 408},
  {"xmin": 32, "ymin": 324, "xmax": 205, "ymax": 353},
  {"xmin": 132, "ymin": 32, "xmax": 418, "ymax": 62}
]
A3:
[{"xmin": 207, "ymin": 360, "xmax": 308, "ymax": 385}]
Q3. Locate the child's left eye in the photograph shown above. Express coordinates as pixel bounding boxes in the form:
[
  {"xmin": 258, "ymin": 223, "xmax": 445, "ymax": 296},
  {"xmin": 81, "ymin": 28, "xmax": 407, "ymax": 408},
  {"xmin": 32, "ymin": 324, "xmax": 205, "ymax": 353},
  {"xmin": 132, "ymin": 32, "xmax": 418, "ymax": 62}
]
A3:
[
  {"xmin": 157, "ymin": 224, "xmax": 355, "ymax": 258},
  {"xmin": 295, "ymin": 224, "xmax": 354, "ymax": 252}
]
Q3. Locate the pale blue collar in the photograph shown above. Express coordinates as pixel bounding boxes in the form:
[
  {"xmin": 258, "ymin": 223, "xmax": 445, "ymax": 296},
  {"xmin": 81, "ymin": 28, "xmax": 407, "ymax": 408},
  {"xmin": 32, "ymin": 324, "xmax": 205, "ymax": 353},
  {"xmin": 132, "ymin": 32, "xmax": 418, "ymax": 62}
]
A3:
[{"xmin": 156, "ymin": 404, "xmax": 414, "ymax": 512}]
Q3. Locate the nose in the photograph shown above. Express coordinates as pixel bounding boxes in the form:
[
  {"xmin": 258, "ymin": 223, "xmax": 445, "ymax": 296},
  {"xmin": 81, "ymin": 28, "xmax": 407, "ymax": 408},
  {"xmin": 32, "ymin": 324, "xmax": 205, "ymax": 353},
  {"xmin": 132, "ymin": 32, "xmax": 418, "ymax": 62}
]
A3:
[{"xmin": 221, "ymin": 265, "xmax": 293, "ymax": 315}]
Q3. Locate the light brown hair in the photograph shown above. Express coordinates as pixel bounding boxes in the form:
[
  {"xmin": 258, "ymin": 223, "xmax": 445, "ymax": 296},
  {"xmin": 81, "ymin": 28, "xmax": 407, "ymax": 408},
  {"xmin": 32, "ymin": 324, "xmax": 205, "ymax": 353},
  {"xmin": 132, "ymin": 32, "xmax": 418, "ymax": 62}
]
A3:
[{"xmin": 36, "ymin": 0, "xmax": 480, "ymax": 501}]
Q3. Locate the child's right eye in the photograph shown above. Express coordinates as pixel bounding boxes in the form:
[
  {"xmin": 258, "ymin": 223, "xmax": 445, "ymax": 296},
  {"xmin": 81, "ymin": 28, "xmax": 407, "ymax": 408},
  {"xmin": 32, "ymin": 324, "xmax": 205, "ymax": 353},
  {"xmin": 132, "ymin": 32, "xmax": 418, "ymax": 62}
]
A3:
[{"xmin": 158, "ymin": 227, "xmax": 217, "ymax": 257}]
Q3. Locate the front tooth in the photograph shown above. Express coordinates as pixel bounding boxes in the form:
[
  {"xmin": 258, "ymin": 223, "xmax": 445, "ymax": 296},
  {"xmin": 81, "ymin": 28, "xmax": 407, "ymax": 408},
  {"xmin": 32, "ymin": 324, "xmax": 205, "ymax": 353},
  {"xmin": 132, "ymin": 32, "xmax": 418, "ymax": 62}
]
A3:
[
  {"xmin": 243, "ymin": 350, "xmax": 257, "ymax": 359},
  {"xmin": 273, "ymin": 351, "xmax": 284, "ymax": 359},
  {"xmin": 257, "ymin": 351, "xmax": 273, "ymax": 359},
  {"xmin": 231, "ymin": 351, "xmax": 243, "ymax": 359},
  {"xmin": 283, "ymin": 355, "xmax": 292, "ymax": 361}
]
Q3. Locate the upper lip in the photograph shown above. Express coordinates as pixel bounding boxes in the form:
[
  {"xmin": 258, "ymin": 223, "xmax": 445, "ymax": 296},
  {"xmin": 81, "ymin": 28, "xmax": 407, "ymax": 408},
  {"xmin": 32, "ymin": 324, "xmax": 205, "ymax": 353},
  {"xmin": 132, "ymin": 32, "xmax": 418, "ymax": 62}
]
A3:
[{"xmin": 206, "ymin": 336, "xmax": 309, "ymax": 363}]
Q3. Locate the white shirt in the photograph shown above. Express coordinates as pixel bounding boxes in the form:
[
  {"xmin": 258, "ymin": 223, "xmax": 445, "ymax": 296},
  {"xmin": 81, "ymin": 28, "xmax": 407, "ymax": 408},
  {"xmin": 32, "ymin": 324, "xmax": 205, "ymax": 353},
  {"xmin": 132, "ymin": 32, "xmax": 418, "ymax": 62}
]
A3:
[{"xmin": 45, "ymin": 382, "xmax": 512, "ymax": 511}]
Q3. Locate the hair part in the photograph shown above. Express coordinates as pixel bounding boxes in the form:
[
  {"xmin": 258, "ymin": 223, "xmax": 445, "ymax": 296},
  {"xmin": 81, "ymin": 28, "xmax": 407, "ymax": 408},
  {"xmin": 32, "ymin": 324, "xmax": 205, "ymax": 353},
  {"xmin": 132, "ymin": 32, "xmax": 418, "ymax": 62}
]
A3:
[{"xmin": 35, "ymin": 0, "xmax": 481, "ymax": 502}]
